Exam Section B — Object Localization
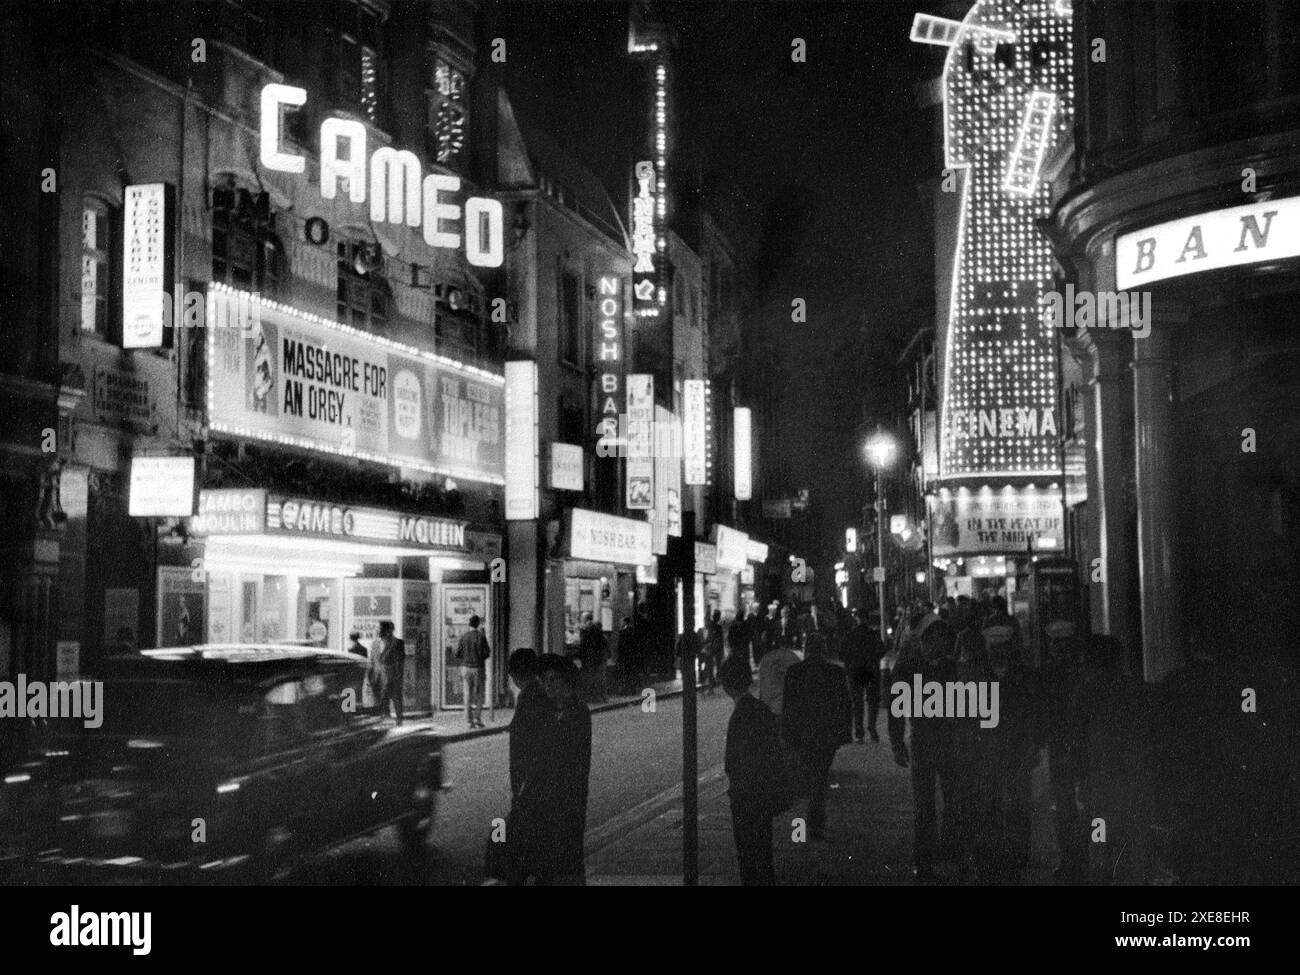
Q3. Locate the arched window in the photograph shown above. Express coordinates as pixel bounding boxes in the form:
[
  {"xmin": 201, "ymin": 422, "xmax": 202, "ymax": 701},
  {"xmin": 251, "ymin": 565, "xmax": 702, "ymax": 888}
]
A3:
[
  {"xmin": 80, "ymin": 197, "xmax": 115, "ymax": 336},
  {"xmin": 211, "ymin": 179, "xmax": 283, "ymax": 294}
]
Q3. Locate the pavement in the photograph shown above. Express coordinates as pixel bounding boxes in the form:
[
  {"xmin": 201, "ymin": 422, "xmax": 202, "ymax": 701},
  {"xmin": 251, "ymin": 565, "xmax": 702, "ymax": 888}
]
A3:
[
  {"xmin": 411, "ymin": 675, "xmax": 685, "ymax": 742},
  {"xmin": 585, "ymin": 727, "xmax": 1061, "ymax": 886}
]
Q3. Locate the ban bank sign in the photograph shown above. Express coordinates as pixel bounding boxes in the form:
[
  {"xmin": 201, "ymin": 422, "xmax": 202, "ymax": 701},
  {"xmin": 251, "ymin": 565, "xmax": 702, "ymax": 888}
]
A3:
[{"xmin": 1116, "ymin": 196, "xmax": 1300, "ymax": 290}]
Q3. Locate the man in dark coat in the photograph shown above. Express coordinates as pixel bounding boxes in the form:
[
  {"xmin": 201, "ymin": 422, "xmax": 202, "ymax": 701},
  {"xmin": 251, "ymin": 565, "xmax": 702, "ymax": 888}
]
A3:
[
  {"xmin": 533, "ymin": 654, "xmax": 592, "ymax": 885},
  {"xmin": 782, "ymin": 631, "xmax": 852, "ymax": 840},
  {"xmin": 889, "ymin": 616, "xmax": 968, "ymax": 881},
  {"xmin": 721, "ymin": 654, "xmax": 786, "ymax": 885},
  {"xmin": 500, "ymin": 648, "xmax": 554, "ymax": 885},
  {"xmin": 371, "ymin": 620, "xmax": 405, "ymax": 725},
  {"xmin": 843, "ymin": 608, "xmax": 885, "ymax": 742}
]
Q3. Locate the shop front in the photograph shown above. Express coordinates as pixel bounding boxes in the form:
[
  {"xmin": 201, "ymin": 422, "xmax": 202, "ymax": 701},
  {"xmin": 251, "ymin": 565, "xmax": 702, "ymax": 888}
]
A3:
[
  {"xmin": 929, "ymin": 483, "xmax": 1071, "ymax": 663},
  {"xmin": 552, "ymin": 508, "xmax": 651, "ymax": 658},
  {"xmin": 187, "ymin": 488, "xmax": 497, "ymax": 711}
]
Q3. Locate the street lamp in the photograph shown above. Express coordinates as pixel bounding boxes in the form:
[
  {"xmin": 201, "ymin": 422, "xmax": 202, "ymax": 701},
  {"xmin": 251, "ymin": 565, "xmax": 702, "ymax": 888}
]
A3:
[{"xmin": 864, "ymin": 431, "xmax": 897, "ymax": 650}]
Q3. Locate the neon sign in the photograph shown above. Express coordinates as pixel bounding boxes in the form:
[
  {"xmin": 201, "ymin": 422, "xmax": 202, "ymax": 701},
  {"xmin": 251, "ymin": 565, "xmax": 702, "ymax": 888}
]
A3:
[{"xmin": 260, "ymin": 83, "xmax": 503, "ymax": 268}]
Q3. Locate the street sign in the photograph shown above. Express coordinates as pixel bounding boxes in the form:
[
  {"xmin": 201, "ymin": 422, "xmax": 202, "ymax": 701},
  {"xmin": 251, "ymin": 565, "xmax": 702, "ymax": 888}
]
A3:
[{"xmin": 872, "ymin": 566, "xmax": 886, "ymax": 583}]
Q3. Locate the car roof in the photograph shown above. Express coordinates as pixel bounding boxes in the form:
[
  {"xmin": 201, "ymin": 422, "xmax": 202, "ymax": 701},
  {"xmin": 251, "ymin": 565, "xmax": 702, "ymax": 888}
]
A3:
[{"xmin": 91, "ymin": 645, "xmax": 366, "ymax": 688}]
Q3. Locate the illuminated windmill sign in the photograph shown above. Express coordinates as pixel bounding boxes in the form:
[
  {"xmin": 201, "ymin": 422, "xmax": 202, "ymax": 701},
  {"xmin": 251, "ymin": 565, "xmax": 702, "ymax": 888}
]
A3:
[{"xmin": 911, "ymin": 1, "xmax": 1073, "ymax": 480}]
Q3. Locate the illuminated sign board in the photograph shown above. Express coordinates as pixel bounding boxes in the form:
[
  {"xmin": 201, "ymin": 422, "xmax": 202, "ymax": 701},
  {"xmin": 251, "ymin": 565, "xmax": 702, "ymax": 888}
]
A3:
[
  {"xmin": 122, "ymin": 183, "xmax": 173, "ymax": 349},
  {"xmin": 929, "ymin": 485, "xmax": 1064, "ymax": 557},
  {"xmin": 1116, "ymin": 196, "xmax": 1300, "ymax": 290},
  {"xmin": 128, "ymin": 456, "xmax": 195, "ymax": 516},
  {"xmin": 626, "ymin": 374, "xmax": 654, "ymax": 509},
  {"xmin": 734, "ymin": 406, "xmax": 753, "ymax": 501},
  {"xmin": 259, "ymin": 83, "xmax": 503, "ymax": 267},
  {"xmin": 714, "ymin": 524, "xmax": 749, "ymax": 572},
  {"xmin": 549, "ymin": 442, "xmax": 584, "ymax": 491},
  {"xmin": 207, "ymin": 287, "xmax": 504, "ymax": 484},
  {"xmin": 569, "ymin": 508, "xmax": 653, "ymax": 566},
  {"xmin": 683, "ymin": 379, "xmax": 707, "ymax": 485},
  {"xmin": 504, "ymin": 360, "xmax": 539, "ymax": 520},
  {"xmin": 745, "ymin": 539, "xmax": 769, "ymax": 564},
  {"xmin": 916, "ymin": 0, "xmax": 1073, "ymax": 479},
  {"xmin": 631, "ymin": 160, "xmax": 658, "ymax": 316},
  {"xmin": 594, "ymin": 275, "xmax": 624, "ymax": 457},
  {"xmin": 694, "ymin": 542, "xmax": 717, "ymax": 575},
  {"xmin": 191, "ymin": 489, "xmax": 468, "ymax": 550}
]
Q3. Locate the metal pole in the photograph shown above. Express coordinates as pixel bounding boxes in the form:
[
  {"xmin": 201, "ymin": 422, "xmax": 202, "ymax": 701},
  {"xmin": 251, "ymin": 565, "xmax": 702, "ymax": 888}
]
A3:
[
  {"xmin": 680, "ymin": 511, "xmax": 698, "ymax": 886},
  {"xmin": 875, "ymin": 471, "xmax": 888, "ymax": 648}
]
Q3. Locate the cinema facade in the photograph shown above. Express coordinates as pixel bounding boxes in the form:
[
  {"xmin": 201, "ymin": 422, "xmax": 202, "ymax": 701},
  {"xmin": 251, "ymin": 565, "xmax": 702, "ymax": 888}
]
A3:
[
  {"xmin": 5, "ymin": 2, "xmax": 511, "ymax": 711},
  {"xmin": 1047, "ymin": 1, "xmax": 1300, "ymax": 680}
]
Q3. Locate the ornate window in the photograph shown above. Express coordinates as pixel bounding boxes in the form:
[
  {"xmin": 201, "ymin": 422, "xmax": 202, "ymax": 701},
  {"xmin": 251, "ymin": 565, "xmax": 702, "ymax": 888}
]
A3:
[
  {"xmin": 80, "ymin": 198, "xmax": 114, "ymax": 336},
  {"xmin": 337, "ymin": 238, "xmax": 389, "ymax": 329},
  {"xmin": 211, "ymin": 182, "xmax": 283, "ymax": 294}
]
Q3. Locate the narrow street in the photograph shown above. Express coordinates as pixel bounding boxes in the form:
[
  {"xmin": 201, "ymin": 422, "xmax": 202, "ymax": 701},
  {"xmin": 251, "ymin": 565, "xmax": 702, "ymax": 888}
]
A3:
[{"xmin": 300, "ymin": 694, "xmax": 732, "ymax": 885}]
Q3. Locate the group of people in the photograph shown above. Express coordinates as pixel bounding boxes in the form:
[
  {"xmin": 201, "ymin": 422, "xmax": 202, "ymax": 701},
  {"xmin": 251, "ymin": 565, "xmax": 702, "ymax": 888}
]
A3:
[
  {"xmin": 489, "ymin": 649, "xmax": 592, "ymax": 885},
  {"xmin": 718, "ymin": 600, "xmax": 884, "ymax": 884},
  {"xmin": 717, "ymin": 591, "xmax": 1135, "ymax": 886},
  {"xmin": 884, "ymin": 593, "xmax": 1125, "ymax": 884}
]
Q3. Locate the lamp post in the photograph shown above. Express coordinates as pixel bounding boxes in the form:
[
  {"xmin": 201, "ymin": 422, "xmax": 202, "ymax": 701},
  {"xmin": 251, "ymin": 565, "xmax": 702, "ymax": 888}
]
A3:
[{"xmin": 865, "ymin": 432, "xmax": 897, "ymax": 649}]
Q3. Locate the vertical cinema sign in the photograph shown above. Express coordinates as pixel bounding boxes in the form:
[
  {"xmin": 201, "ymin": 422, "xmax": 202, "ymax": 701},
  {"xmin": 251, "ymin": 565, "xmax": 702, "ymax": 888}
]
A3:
[
  {"xmin": 632, "ymin": 161, "xmax": 658, "ymax": 317},
  {"xmin": 594, "ymin": 276, "xmax": 623, "ymax": 457}
]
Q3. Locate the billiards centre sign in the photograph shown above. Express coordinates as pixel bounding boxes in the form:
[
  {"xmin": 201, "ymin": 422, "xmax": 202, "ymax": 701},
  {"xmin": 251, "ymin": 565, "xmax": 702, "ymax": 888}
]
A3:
[
  {"xmin": 260, "ymin": 83, "xmax": 504, "ymax": 267},
  {"xmin": 190, "ymin": 489, "xmax": 469, "ymax": 552},
  {"xmin": 1117, "ymin": 195, "xmax": 1300, "ymax": 290}
]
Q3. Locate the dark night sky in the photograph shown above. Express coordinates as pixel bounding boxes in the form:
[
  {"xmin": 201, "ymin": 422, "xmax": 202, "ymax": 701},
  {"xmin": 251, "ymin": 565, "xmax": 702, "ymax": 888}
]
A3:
[{"xmin": 481, "ymin": 0, "xmax": 938, "ymax": 575}]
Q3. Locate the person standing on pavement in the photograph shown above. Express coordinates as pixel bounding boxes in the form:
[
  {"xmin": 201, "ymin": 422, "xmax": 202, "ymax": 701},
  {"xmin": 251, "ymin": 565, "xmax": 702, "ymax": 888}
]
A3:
[
  {"xmin": 535, "ymin": 654, "xmax": 592, "ymax": 885},
  {"xmin": 782, "ymin": 631, "xmax": 853, "ymax": 840},
  {"xmin": 577, "ymin": 612, "xmax": 608, "ymax": 703},
  {"xmin": 843, "ymin": 608, "xmax": 884, "ymax": 742},
  {"xmin": 616, "ymin": 616, "xmax": 637, "ymax": 693},
  {"xmin": 889, "ymin": 616, "xmax": 968, "ymax": 882},
  {"xmin": 707, "ymin": 608, "xmax": 725, "ymax": 663},
  {"xmin": 720, "ymin": 654, "xmax": 788, "ymax": 885},
  {"xmin": 371, "ymin": 621, "xmax": 406, "ymax": 725},
  {"xmin": 750, "ymin": 603, "xmax": 772, "ymax": 667},
  {"xmin": 455, "ymin": 614, "xmax": 490, "ymax": 728},
  {"xmin": 757, "ymin": 622, "xmax": 801, "ymax": 719},
  {"xmin": 500, "ymin": 648, "xmax": 554, "ymax": 885}
]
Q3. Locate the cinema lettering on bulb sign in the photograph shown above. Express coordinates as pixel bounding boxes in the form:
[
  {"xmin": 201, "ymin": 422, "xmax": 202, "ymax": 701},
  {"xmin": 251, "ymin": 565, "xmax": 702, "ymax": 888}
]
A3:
[{"xmin": 260, "ymin": 83, "xmax": 504, "ymax": 268}]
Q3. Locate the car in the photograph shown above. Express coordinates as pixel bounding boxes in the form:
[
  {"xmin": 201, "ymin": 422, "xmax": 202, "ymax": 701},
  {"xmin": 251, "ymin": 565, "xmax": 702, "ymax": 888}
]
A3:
[{"xmin": 0, "ymin": 645, "xmax": 442, "ymax": 884}]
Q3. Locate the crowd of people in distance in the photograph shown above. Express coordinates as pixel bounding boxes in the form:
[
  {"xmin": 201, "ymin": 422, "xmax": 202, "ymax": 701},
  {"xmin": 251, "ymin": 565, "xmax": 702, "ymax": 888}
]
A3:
[
  {"xmin": 489, "ymin": 590, "xmax": 1209, "ymax": 886},
  {"xmin": 715, "ymin": 593, "xmax": 1139, "ymax": 886}
]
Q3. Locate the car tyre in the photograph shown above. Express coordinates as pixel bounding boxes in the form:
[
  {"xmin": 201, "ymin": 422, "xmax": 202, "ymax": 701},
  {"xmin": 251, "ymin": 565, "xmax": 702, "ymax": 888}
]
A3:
[{"xmin": 396, "ymin": 781, "xmax": 436, "ymax": 855}]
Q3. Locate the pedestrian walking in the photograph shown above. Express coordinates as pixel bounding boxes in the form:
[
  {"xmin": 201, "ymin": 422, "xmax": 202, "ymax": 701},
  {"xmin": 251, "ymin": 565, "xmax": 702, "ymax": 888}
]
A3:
[
  {"xmin": 757, "ymin": 626, "xmax": 801, "ymax": 718},
  {"xmin": 1041, "ymin": 625, "xmax": 1086, "ymax": 882},
  {"xmin": 455, "ymin": 614, "xmax": 490, "ymax": 728},
  {"xmin": 972, "ymin": 623, "xmax": 1043, "ymax": 882},
  {"xmin": 843, "ymin": 608, "xmax": 884, "ymax": 742},
  {"xmin": 371, "ymin": 620, "xmax": 406, "ymax": 725},
  {"xmin": 578, "ymin": 612, "xmax": 608, "ymax": 703},
  {"xmin": 888, "ymin": 616, "xmax": 969, "ymax": 882},
  {"xmin": 697, "ymin": 624, "xmax": 717, "ymax": 695},
  {"xmin": 720, "ymin": 654, "xmax": 789, "ymax": 885},
  {"xmin": 534, "ymin": 654, "xmax": 592, "ymax": 885},
  {"xmin": 782, "ymin": 631, "xmax": 852, "ymax": 839}
]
